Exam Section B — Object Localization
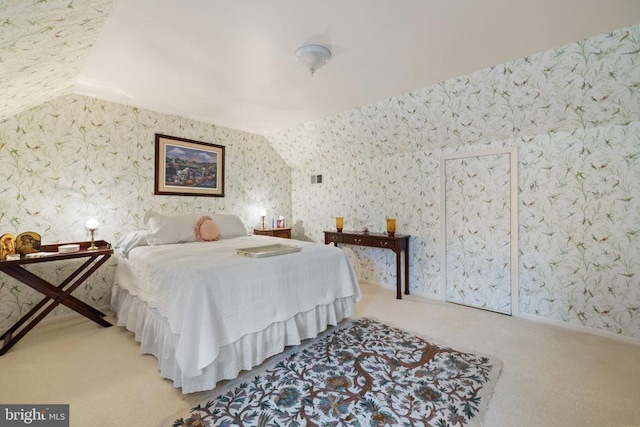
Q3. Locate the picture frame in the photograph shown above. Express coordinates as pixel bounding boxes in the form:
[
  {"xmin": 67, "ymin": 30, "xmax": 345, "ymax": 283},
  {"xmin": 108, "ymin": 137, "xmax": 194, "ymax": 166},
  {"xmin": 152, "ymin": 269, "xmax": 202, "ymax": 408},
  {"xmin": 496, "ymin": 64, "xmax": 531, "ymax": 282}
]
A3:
[
  {"xmin": 16, "ymin": 231, "xmax": 41, "ymax": 256},
  {"xmin": 154, "ymin": 134, "xmax": 225, "ymax": 197},
  {"xmin": 1, "ymin": 233, "xmax": 16, "ymax": 260}
]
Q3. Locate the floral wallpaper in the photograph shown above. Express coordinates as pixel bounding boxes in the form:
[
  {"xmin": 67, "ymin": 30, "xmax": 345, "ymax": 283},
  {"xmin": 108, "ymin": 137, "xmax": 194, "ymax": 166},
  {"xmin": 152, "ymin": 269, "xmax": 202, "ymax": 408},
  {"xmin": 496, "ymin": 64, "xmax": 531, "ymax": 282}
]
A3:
[
  {"xmin": 270, "ymin": 24, "xmax": 640, "ymax": 340},
  {"xmin": 519, "ymin": 124, "xmax": 640, "ymax": 337},
  {"xmin": 270, "ymin": 25, "xmax": 640, "ymax": 169},
  {"xmin": 0, "ymin": 94, "xmax": 291, "ymax": 332},
  {"xmin": 444, "ymin": 153, "xmax": 512, "ymax": 315},
  {"xmin": 0, "ymin": 0, "xmax": 114, "ymax": 121},
  {"xmin": 1, "ymin": 18, "xmax": 638, "ymax": 342}
]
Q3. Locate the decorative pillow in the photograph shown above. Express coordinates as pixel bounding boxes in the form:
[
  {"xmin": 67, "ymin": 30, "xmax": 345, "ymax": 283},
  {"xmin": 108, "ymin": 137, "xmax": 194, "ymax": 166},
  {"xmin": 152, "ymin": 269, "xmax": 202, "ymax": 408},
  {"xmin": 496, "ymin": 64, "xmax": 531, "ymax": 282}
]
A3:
[
  {"xmin": 195, "ymin": 216, "xmax": 220, "ymax": 242},
  {"xmin": 114, "ymin": 230, "xmax": 148, "ymax": 258},
  {"xmin": 144, "ymin": 211, "xmax": 201, "ymax": 245},
  {"xmin": 211, "ymin": 213, "xmax": 247, "ymax": 239}
]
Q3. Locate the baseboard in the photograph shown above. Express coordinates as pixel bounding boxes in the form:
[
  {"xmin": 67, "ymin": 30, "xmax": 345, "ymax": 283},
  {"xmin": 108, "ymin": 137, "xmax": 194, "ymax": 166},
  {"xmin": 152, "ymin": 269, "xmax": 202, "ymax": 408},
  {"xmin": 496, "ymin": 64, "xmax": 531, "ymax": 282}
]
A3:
[
  {"xmin": 36, "ymin": 304, "xmax": 113, "ymax": 327},
  {"xmin": 359, "ymin": 280, "xmax": 640, "ymax": 346},
  {"xmin": 359, "ymin": 279, "xmax": 389, "ymax": 287},
  {"xmin": 516, "ymin": 312, "xmax": 640, "ymax": 346}
]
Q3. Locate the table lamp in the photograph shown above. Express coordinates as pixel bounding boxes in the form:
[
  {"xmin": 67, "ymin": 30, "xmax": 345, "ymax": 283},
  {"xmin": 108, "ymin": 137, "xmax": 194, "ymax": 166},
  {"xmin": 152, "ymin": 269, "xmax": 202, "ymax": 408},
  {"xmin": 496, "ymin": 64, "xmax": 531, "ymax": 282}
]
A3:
[{"xmin": 86, "ymin": 218, "xmax": 99, "ymax": 250}]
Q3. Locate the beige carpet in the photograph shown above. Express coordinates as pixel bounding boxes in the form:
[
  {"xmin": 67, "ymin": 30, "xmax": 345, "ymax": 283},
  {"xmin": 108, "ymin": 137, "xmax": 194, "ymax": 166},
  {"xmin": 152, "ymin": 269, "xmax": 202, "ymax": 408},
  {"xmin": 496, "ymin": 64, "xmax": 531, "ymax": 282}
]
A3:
[{"xmin": 1, "ymin": 282, "xmax": 639, "ymax": 427}]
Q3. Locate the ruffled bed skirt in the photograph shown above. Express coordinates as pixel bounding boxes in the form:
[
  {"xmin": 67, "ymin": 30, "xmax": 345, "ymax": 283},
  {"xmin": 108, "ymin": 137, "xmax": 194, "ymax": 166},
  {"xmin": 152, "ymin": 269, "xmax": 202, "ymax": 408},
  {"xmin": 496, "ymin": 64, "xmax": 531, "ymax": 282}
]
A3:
[{"xmin": 110, "ymin": 285, "xmax": 356, "ymax": 393}]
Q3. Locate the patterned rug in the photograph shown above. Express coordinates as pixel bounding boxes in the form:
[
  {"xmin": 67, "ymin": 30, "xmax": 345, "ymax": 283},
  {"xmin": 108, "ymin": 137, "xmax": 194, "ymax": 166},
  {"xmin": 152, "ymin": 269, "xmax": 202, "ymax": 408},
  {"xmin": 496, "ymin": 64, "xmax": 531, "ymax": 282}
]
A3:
[{"xmin": 173, "ymin": 317, "xmax": 502, "ymax": 426}]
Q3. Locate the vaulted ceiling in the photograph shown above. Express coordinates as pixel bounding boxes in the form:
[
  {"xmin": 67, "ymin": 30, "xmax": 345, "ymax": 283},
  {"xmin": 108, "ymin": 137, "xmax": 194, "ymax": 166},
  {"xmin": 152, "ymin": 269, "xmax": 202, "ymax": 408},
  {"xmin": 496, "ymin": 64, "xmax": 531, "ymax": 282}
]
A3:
[{"xmin": 2, "ymin": 0, "xmax": 639, "ymax": 135}]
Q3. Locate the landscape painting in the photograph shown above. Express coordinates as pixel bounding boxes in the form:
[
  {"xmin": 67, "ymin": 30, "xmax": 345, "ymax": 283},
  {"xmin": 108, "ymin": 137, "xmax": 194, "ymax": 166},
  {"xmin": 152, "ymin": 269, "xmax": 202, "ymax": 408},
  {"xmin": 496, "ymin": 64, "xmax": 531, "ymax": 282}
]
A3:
[{"xmin": 154, "ymin": 134, "xmax": 225, "ymax": 197}]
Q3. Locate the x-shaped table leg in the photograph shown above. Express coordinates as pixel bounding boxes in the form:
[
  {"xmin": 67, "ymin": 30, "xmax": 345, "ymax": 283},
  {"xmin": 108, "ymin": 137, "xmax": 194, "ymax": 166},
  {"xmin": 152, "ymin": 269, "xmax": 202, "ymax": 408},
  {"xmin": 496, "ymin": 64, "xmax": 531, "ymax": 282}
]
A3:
[{"xmin": 1, "ymin": 254, "xmax": 112, "ymax": 355}]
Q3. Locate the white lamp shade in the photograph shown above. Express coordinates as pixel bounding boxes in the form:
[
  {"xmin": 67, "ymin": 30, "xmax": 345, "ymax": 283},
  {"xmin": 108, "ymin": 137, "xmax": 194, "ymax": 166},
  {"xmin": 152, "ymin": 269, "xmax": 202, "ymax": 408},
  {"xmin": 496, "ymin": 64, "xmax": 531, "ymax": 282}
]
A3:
[
  {"xmin": 294, "ymin": 45, "xmax": 331, "ymax": 76},
  {"xmin": 260, "ymin": 209, "xmax": 267, "ymax": 217},
  {"xmin": 85, "ymin": 218, "xmax": 99, "ymax": 230}
]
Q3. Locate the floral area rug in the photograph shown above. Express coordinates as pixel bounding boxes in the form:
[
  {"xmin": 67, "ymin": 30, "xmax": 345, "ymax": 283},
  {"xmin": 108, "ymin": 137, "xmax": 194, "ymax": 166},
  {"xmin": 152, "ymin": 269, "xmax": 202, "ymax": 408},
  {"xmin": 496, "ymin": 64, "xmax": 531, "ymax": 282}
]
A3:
[{"xmin": 173, "ymin": 317, "xmax": 502, "ymax": 426}]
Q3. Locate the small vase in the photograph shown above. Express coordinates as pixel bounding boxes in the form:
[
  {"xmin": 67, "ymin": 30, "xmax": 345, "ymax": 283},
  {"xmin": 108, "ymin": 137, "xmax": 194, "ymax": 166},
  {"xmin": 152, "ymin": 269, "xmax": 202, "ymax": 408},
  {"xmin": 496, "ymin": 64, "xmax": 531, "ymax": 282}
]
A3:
[{"xmin": 386, "ymin": 218, "xmax": 396, "ymax": 237}]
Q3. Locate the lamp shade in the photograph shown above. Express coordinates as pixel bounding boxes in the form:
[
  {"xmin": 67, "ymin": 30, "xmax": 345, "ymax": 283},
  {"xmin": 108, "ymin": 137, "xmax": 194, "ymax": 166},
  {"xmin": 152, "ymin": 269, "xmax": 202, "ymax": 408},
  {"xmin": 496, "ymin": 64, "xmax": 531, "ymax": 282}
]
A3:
[
  {"xmin": 294, "ymin": 45, "xmax": 331, "ymax": 76},
  {"xmin": 85, "ymin": 218, "xmax": 99, "ymax": 230}
]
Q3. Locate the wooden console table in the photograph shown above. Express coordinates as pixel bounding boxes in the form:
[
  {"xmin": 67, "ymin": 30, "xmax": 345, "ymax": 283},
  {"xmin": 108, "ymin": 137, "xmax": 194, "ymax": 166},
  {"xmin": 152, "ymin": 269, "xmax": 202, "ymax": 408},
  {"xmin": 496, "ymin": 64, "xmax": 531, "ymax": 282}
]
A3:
[
  {"xmin": 0, "ymin": 240, "xmax": 113, "ymax": 355},
  {"xmin": 324, "ymin": 230, "xmax": 410, "ymax": 299}
]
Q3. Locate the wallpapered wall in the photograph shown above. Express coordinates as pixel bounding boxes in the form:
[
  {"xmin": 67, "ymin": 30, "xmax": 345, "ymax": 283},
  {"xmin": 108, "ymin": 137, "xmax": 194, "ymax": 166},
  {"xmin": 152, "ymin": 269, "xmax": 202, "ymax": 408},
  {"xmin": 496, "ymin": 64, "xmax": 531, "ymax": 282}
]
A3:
[
  {"xmin": 1, "ymin": 25, "xmax": 638, "ymax": 341},
  {"xmin": 269, "ymin": 25, "xmax": 640, "ymax": 339},
  {"xmin": 0, "ymin": 94, "xmax": 292, "ymax": 331},
  {"xmin": 0, "ymin": 0, "xmax": 113, "ymax": 120}
]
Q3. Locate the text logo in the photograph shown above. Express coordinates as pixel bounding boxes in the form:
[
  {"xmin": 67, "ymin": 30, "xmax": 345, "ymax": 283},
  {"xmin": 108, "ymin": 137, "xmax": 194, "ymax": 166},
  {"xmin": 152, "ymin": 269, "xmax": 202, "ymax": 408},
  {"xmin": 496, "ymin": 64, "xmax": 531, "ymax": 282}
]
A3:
[{"xmin": 0, "ymin": 405, "xmax": 68, "ymax": 427}]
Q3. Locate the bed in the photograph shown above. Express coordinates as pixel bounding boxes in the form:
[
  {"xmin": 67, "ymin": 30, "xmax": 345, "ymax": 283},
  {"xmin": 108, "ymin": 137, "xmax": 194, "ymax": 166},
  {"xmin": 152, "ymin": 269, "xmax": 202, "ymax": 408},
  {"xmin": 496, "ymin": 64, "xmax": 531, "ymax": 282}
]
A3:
[{"xmin": 110, "ymin": 211, "xmax": 361, "ymax": 393}]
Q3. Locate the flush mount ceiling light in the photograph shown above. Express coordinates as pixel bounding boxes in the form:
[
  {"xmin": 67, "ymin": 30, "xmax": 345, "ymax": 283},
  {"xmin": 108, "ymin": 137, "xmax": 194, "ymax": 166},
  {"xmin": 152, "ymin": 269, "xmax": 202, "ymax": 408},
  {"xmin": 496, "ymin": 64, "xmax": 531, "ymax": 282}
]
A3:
[{"xmin": 294, "ymin": 45, "xmax": 331, "ymax": 76}]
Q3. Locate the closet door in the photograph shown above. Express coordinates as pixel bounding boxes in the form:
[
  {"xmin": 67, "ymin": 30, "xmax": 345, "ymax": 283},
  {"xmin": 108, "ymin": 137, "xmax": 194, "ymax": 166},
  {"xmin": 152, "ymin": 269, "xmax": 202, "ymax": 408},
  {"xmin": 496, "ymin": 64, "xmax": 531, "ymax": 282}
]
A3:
[{"xmin": 441, "ymin": 149, "xmax": 518, "ymax": 315}]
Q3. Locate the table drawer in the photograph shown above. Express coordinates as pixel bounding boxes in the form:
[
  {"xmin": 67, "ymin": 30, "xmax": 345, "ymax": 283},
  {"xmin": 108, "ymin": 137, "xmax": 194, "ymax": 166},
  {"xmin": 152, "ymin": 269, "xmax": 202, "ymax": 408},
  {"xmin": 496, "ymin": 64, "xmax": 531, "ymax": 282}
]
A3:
[
  {"xmin": 326, "ymin": 234, "xmax": 343, "ymax": 244},
  {"xmin": 344, "ymin": 235, "xmax": 372, "ymax": 246},
  {"xmin": 372, "ymin": 238, "xmax": 395, "ymax": 249},
  {"xmin": 272, "ymin": 230, "xmax": 291, "ymax": 238}
]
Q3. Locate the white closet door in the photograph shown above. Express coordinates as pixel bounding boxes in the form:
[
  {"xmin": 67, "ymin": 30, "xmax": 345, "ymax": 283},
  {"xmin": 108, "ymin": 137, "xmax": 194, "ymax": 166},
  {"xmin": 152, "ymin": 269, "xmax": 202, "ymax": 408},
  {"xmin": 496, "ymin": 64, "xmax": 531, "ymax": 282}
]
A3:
[{"xmin": 441, "ymin": 149, "xmax": 518, "ymax": 315}]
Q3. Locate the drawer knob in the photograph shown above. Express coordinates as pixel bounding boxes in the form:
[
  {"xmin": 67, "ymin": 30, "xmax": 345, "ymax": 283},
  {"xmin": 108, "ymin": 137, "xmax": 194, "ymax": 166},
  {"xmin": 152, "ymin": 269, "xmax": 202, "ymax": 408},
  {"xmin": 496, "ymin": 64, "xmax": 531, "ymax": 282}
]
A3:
[
  {"xmin": 354, "ymin": 238, "xmax": 362, "ymax": 244},
  {"xmin": 379, "ymin": 241, "xmax": 388, "ymax": 247}
]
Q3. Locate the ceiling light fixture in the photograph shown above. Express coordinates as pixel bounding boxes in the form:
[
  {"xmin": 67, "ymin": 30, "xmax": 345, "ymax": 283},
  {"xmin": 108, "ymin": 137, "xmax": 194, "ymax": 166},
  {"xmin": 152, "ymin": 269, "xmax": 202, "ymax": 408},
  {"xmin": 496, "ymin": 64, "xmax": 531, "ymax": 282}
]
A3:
[{"xmin": 294, "ymin": 45, "xmax": 331, "ymax": 76}]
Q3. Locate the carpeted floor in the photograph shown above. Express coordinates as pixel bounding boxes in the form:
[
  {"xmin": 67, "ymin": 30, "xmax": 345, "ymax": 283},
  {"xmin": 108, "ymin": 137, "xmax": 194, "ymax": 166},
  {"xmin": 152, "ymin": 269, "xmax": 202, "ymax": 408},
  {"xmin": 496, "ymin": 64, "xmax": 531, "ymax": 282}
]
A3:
[
  {"xmin": 1, "ymin": 282, "xmax": 640, "ymax": 426},
  {"xmin": 173, "ymin": 317, "xmax": 502, "ymax": 426}
]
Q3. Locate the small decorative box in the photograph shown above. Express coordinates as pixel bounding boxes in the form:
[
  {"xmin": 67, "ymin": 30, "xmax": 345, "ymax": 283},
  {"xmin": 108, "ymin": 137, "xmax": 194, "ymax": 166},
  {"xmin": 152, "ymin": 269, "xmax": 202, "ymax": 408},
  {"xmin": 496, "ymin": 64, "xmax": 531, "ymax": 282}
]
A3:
[{"xmin": 58, "ymin": 244, "xmax": 80, "ymax": 253}]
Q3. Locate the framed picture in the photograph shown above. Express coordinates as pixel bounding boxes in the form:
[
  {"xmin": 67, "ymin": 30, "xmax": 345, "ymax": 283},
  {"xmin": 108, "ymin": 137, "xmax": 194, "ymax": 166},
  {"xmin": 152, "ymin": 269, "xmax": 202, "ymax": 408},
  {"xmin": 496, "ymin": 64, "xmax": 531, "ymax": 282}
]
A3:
[{"xmin": 154, "ymin": 134, "xmax": 225, "ymax": 197}]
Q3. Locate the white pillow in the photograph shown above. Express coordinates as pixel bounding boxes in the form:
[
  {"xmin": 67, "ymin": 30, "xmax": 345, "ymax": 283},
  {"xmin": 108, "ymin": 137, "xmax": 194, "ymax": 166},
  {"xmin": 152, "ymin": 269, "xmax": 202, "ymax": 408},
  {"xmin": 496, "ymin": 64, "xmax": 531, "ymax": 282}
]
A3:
[
  {"xmin": 211, "ymin": 213, "xmax": 247, "ymax": 238},
  {"xmin": 144, "ymin": 211, "xmax": 201, "ymax": 245},
  {"xmin": 114, "ymin": 230, "xmax": 148, "ymax": 258}
]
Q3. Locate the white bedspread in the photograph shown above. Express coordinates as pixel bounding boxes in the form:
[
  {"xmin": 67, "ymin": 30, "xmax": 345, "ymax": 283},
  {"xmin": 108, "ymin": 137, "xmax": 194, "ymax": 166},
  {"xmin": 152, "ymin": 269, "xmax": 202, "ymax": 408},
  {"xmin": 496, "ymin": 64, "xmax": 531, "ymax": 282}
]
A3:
[{"xmin": 115, "ymin": 235, "xmax": 360, "ymax": 377}]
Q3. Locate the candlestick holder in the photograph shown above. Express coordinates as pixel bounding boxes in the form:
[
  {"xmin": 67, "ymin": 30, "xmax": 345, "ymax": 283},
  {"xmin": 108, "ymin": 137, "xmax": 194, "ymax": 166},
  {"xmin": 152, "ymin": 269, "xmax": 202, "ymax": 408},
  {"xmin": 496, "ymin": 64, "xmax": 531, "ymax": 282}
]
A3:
[
  {"xmin": 88, "ymin": 229, "xmax": 97, "ymax": 250},
  {"xmin": 386, "ymin": 218, "xmax": 396, "ymax": 237},
  {"xmin": 260, "ymin": 209, "xmax": 267, "ymax": 229}
]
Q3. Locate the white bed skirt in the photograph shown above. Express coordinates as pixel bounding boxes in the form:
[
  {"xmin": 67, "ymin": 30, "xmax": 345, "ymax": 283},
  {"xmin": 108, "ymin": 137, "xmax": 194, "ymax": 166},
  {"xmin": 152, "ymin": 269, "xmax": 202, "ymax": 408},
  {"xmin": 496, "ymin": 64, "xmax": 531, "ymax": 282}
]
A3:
[{"xmin": 110, "ymin": 285, "xmax": 356, "ymax": 393}]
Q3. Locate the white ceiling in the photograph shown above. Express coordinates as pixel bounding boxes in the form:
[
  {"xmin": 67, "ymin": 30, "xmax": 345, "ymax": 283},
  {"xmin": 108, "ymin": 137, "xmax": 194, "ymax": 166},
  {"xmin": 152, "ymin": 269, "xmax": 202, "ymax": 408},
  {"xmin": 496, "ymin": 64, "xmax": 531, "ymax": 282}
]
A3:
[{"xmin": 20, "ymin": 1, "xmax": 640, "ymax": 135}]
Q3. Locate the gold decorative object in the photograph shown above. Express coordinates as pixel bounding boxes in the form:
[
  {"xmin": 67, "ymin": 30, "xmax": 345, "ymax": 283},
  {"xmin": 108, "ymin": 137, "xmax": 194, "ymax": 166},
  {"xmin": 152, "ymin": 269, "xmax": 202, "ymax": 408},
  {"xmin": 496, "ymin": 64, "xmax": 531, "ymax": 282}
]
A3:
[
  {"xmin": 1, "ymin": 233, "xmax": 16, "ymax": 260},
  {"xmin": 386, "ymin": 218, "xmax": 396, "ymax": 237},
  {"xmin": 336, "ymin": 216, "xmax": 344, "ymax": 232},
  {"xmin": 16, "ymin": 231, "xmax": 41, "ymax": 256}
]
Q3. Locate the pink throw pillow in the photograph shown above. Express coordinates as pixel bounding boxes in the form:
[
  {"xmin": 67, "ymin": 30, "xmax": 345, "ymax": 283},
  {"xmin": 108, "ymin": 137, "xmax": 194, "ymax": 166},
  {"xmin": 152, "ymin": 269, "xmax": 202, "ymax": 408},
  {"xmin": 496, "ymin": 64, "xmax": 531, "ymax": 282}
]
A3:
[{"xmin": 195, "ymin": 216, "xmax": 220, "ymax": 242}]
